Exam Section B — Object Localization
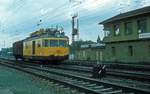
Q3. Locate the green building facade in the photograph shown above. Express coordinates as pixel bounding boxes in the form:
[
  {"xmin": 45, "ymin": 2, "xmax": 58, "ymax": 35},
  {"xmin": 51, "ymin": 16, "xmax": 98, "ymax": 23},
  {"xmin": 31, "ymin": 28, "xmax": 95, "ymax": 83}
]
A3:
[
  {"xmin": 75, "ymin": 43, "xmax": 105, "ymax": 61},
  {"xmin": 100, "ymin": 6, "xmax": 150, "ymax": 63}
]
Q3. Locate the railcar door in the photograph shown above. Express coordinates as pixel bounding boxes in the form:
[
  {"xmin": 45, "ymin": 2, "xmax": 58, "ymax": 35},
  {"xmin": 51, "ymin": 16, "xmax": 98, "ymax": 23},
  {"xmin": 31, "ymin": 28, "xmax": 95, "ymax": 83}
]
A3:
[{"xmin": 32, "ymin": 41, "xmax": 36, "ymax": 55}]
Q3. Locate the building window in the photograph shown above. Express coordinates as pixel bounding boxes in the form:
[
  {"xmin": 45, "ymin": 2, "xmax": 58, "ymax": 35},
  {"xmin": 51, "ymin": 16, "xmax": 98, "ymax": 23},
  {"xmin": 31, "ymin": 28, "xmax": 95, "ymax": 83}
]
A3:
[
  {"xmin": 104, "ymin": 30, "xmax": 110, "ymax": 37},
  {"xmin": 83, "ymin": 51, "xmax": 85, "ymax": 59},
  {"xmin": 137, "ymin": 18, "xmax": 147, "ymax": 33},
  {"xmin": 128, "ymin": 46, "xmax": 133, "ymax": 56},
  {"xmin": 111, "ymin": 47, "xmax": 116, "ymax": 56},
  {"xmin": 104, "ymin": 28, "xmax": 111, "ymax": 37},
  {"xmin": 149, "ymin": 46, "xmax": 150, "ymax": 56},
  {"xmin": 114, "ymin": 23, "xmax": 120, "ymax": 36},
  {"xmin": 125, "ymin": 22, "xmax": 132, "ymax": 35}
]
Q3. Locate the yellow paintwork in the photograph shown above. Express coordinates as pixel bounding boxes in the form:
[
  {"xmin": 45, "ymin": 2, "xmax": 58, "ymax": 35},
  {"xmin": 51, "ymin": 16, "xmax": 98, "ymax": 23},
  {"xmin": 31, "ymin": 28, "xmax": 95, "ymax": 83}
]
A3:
[
  {"xmin": 23, "ymin": 40, "xmax": 32, "ymax": 56},
  {"xmin": 23, "ymin": 37, "xmax": 69, "ymax": 58}
]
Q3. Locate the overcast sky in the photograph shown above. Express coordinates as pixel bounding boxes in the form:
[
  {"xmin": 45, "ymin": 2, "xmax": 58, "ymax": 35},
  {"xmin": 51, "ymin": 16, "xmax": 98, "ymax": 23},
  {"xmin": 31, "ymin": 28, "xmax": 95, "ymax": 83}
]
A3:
[{"xmin": 0, "ymin": 0, "xmax": 150, "ymax": 49}]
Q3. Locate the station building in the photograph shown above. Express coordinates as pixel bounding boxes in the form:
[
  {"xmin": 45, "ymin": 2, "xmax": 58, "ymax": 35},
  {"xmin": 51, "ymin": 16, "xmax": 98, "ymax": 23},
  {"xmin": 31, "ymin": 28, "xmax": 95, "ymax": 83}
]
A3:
[{"xmin": 99, "ymin": 6, "xmax": 150, "ymax": 63}]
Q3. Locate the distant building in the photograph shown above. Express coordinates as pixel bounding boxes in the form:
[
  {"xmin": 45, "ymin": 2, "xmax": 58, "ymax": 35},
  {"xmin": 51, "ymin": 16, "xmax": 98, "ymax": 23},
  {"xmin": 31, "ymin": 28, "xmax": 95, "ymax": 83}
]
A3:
[
  {"xmin": 75, "ymin": 42, "xmax": 105, "ymax": 61},
  {"xmin": 99, "ymin": 6, "xmax": 150, "ymax": 63},
  {"xmin": 0, "ymin": 47, "xmax": 13, "ymax": 57},
  {"xmin": 70, "ymin": 40, "xmax": 95, "ymax": 60}
]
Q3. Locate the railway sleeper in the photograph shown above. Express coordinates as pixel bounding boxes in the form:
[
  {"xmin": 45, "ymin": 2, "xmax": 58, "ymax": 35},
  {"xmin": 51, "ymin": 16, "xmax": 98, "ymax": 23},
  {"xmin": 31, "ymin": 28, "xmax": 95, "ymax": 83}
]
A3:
[
  {"xmin": 90, "ymin": 86, "xmax": 104, "ymax": 89},
  {"xmin": 79, "ymin": 82, "xmax": 90, "ymax": 85},
  {"xmin": 96, "ymin": 87, "xmax": 113, "ymax": 92},
  {"xmin": 85, "ymin": 84, "xmax": 97, "ymax": 87},
  {"xmin": 102, "ymin": 90, "xmax": 122, "ymax": 94}
]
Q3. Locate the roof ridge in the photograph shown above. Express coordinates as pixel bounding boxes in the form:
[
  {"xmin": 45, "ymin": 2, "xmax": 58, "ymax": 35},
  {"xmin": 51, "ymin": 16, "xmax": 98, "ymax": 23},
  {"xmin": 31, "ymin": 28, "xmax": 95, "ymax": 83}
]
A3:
[{"xmin": 99, "ymin": 5, "xmax": 150, "ymax": 24}]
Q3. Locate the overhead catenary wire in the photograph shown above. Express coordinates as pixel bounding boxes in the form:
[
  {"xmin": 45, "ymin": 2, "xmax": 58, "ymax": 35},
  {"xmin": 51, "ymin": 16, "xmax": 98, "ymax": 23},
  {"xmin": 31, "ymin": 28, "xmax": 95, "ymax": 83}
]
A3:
[
  {"xmin": 4, "ymin": 0, "xmax": 148, "ymax": 30},
  {"xmin": 5, "ymin": 0, "xmax": 95, "ymax": 30},
  {"xmin": 3, "ymin": 0, "xmax": 71, "ymax": 40},
  {"xmin": 5, "ymin": 0, "xmax": 138, "ymax": 31},
  {"xmin": 3, "ymin": 0, "xmax": 126, "ymax": 37},
  {"xmin": 4, "ymin": 0, "xmax": 148, "ymax": 43},
  {"xmin": 4, "ymin": 1, "xmax": 70, "ymax": 31}
]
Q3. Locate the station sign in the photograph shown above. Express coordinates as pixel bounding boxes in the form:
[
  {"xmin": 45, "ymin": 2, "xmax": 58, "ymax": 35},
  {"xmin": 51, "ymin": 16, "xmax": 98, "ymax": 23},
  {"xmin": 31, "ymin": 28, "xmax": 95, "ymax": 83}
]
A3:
[{"xmin": 139, "ymin": 32, "xmax": 150, "ymax": 39}]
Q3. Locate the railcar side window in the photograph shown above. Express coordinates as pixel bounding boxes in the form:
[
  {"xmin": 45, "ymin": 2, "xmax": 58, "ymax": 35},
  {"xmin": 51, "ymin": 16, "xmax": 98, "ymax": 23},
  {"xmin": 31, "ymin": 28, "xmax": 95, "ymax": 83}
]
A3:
[
  {"xmin": 37, "ymin": 43, "xmax": 41, "ymax": 47},
  {"xmin": 50, "ymin": 40, "xmax": 58, "ymax": 47},
  {"xmin": 37, "ymin": 40, "xmax": 41, "ymax": 47},
  {"xmin": 24, "ymin": 42, "xmax": 28, "ymax": 49},
  {"xmin": 44, "ymin": 40, "xmax": 49, "ymax": 47}
]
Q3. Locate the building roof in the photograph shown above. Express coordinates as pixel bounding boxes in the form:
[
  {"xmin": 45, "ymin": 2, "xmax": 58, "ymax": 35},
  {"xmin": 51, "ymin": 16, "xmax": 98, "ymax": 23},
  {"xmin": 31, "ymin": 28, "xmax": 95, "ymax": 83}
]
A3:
[
  {"xmin": 99, "ymin": 6, "xmax": 150, "ymax": 24},
  {"xmin": 24, "ymin": 34, "xmax": 68, "ymax": 41},
  {"xmin": 23, "ymin": 28, "xmax": 68, "ymax": 41}
]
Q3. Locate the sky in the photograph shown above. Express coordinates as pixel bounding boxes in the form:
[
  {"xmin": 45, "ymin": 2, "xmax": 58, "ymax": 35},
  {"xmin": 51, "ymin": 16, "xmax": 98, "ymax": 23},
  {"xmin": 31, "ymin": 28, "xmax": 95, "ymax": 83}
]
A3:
[{"xmin": 0, "ymin": 0, "xmax": 150, "ymax": 49}]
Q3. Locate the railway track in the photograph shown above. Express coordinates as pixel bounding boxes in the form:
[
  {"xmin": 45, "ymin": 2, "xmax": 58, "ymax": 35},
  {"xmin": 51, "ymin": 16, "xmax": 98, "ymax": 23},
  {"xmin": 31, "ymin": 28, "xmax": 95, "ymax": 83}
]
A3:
[
  {"xmin": 1, "ymin": 58, "xmax": 150, "ymax": 86},
  {"xmin": 1, "ymin": 58, "xmax": 150, "ymax": 81},
  {"xmin": 64, "ymin": 60, "xmax": 150, "ymax": 71},
  {"xmin": 9, "ymin": 60, "xmax": 150, "ymax": 83},
  {"xmin": 44, "ymin": 64, "xmax": 150, "ymax": 82},
  {"xmin": 43, "ymin": 64, "xmax": 150, "ymax": 92},
  {"xmin": 0, "ymin": 59, "xmax": 150, "ymax": 94},
  {"xmin": 106, "ymin": 69, "xmax": 150, "ymax": 82}
]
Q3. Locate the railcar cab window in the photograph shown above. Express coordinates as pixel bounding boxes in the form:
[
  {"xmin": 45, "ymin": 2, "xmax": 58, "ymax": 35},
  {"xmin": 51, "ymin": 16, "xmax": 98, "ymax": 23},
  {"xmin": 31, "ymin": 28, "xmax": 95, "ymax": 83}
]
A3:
[
  {"xmin": 43, "ymin": 39, "xmax": 68, "ymax": 47},
  {"xmin": 59, "ymin": 40, "xmax": 67, "ymax": 47},
  {"xmin": 137, "ymin": 18, "xmax": 147, "ymax": 33},
  {"xmin": 50, "ymin": 40, "xmax": 59, "ymax": 47},
  {"xmin": 114, "ymin": 23, "xmax": 120, "ymax": 36},
  {"xmin": 125, "ymin": 21, "xmax": 132, "ymax": 35}
]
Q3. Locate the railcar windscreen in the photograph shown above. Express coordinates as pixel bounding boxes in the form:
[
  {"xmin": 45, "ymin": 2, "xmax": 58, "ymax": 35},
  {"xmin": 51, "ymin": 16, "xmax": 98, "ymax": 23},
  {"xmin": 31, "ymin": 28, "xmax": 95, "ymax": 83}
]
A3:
[
  {"xmin": 43, "ymin": 39, "xmax": 68, "ymax": 47},
  {"xmin": 50, "ymin": 40, "xmax": 59, "ymax": 47},
  {"xmin": 59, "ymin": 40, "xmax": 67, "ymax": 47}
]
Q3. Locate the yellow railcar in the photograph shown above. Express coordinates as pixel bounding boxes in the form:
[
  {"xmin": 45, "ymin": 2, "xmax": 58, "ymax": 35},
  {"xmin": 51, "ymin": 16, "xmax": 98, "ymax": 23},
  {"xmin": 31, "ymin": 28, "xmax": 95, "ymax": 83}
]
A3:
[
  {"xmin": 23, "ymin": 37, "xmax": 69, "ymax": 61},
  {"xmin": 13, "ymin": 28, "xmax": 69, "ymax": 62}
]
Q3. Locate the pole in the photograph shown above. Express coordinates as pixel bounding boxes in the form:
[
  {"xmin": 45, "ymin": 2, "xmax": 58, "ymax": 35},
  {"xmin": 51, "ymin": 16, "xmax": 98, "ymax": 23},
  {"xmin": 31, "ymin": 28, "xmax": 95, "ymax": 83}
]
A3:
[
  {"xmin": 77, "ymin": 18, "xmax": 79, "ymax": 41},
  {"xmin": 72, "ymin": 16, "xmax": 75, "ymax": 44}
]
